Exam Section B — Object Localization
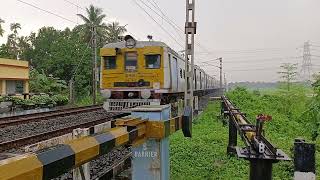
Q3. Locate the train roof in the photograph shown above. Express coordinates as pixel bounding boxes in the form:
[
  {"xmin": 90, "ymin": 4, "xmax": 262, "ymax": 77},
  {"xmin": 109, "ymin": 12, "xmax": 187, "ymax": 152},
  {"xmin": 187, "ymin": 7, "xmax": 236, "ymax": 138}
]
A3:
[{"xmin": 102, "ymin": 41, "xmax": 169, "ymax": 49}]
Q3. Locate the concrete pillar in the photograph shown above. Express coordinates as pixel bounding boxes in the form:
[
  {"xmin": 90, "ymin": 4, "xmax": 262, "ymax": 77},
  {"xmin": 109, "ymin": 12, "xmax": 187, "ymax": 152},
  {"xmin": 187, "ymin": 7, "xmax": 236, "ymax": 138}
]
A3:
[
  {"xmin": 0, "ymin": 80, "xmax": 2, "ymax": 95},
  {"xmin": 23, "ymin": 80, "xmax": 29, "ymax": 99},
  {"xmin": 1, "ymin": 80, "xmax": 6, "ymax": 95},
  {"xmin": 23, "ymin": 80, "xmax": 29, "ymax": 94},
  {"xmin": 131, "ymin": 105, "xmax": 171, "ymax": 180}
]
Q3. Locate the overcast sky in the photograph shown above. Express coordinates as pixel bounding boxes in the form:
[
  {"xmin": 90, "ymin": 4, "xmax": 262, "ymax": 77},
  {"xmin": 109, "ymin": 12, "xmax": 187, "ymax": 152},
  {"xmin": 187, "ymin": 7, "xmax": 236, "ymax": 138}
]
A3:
[{"xmin": 1, "ymin": 0, "xmax": 320, "ymax": 82}]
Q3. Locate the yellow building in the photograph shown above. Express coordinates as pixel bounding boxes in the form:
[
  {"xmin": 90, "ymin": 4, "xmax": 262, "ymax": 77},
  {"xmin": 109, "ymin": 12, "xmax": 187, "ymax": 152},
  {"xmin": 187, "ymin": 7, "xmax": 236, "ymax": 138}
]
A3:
[{"xmin": 0, "ymin": 58, "xmax": 29, "ymax": 97}]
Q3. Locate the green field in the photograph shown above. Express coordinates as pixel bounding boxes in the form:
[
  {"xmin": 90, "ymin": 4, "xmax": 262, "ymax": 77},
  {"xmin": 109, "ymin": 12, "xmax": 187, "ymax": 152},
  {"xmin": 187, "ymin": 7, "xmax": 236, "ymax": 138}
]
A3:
[{"xmin": 170, "ymin": 88, "xmax": 319, "ymax": 180}]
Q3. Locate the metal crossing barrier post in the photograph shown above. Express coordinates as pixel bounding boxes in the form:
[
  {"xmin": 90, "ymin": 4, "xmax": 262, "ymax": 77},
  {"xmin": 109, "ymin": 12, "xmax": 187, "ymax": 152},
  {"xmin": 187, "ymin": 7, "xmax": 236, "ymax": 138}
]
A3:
[
  {"xmin": 227, "ymin": 115, "xmax": 237, "ymax": 155},
  {"xmin": 0, "ymin": 105, "xmax": 192, "ymax": 180},
  {"xmin": 294, "ymin": 138, "xmax": 316, "ymax": 180},
  {"xmin": 130, "ymin": 105, "xmax": 171, "ymax": 180},
  {"xmin": 221, "ymin": 96, "xmax": 290, "ymax": 180}
]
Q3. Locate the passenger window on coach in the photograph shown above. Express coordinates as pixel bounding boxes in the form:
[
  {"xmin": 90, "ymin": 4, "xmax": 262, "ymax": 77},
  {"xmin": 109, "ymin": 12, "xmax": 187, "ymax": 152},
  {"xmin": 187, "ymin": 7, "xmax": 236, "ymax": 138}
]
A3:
[
  {"xmin": 104, "ymin": 56, "xmax": 116, "ymax": 69},
  {"xmin": 125, "ymin": 52, "xmax": 138, "ymax": 71},
  {"xmin": 145, "ymin": 54, "xmax": 161, "ymax": 69}
]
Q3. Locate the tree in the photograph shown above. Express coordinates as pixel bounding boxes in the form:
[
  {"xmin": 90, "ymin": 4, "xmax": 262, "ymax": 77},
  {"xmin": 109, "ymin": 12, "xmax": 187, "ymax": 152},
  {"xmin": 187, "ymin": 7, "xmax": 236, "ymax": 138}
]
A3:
[
  {"xmin": 105, "ymin": 22, "xmax": 127, "ymax": 43},
  {"xmin": 26, "ymin": 27, "xmax": 92, "ymax": 97},
  {"xmin": 10, "ymin": 23, "xmax": 21, "ymax": 34},
  {"xmin": 29, "ymin": 69, "xmax": 67, "ymax": 94},
  {"xmin": 278, "ymin": 63, "xmax": 298, "ymax": 91},
  {"xmin": 0, "ymin": 18, "xmax": 5, "ymax": 37},
  {"xmin": 76, "ymin": 4, "xmax": 107, "ymax": 45},
  {"xmin": 6, "ymin": 23, "xmax": 22, "ymax": 59}
]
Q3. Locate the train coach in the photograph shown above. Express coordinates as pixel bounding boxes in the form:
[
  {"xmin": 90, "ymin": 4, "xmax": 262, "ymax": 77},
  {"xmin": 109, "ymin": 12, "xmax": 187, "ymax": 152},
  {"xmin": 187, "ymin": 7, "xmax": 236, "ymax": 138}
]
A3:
[{"xmin": 100, "ymin": 35, "xmax": 218, "ymax": 112}]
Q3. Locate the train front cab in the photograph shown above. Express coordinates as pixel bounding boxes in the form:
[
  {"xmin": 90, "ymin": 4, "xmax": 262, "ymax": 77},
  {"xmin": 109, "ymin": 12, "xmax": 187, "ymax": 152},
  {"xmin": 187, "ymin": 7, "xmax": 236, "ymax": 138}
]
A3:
[{"xmin": 100, "ymin": 44, "xmax": 165, "ymax": 112}]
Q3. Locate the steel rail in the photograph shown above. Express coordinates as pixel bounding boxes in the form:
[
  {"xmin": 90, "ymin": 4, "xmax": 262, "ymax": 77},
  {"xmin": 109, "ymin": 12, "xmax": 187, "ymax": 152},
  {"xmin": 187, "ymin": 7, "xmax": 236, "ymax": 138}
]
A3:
[
  {"xmin": 0, "ymin": 113, "xmax": 127, "ymax": 152},
  {"xmin": 0, "ymin": 104, "xmax": 103, "ymax": 128}
]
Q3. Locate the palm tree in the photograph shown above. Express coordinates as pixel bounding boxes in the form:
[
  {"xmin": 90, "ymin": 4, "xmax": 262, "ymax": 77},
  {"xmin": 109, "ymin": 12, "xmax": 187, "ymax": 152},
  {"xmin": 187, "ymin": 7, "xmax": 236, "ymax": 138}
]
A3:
[
  {"xmin": 76, "ymin": 5, "xmax": 107, "ymax": 45},
  {"xmin": 7, "ymin": 23, "xmax": 21, "ymax": 59},
  {"xmin": 10, "ymin": 23, "xmax": 21, "ymax": 34},
  {"xmin": 0, "ymin": 18, "xmax": 5, "ymax": 37},
  {"xmin": 105, "ymin": 22, "xmax": 127, "ymax": 43}
]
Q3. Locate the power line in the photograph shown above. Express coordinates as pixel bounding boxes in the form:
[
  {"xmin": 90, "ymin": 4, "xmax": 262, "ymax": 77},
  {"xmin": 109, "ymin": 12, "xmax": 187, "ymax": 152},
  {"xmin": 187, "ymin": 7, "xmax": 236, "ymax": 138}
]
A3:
[
  {"xmin": 132, "ymin": 0, "xmax": 184, "ymax": 48},
  {"xmin": 60, "ymin": 0, "xmax": 139, "ymax": 40},
  {"xmin": 71, "ymin": 36, "xmax": 93, "ymax": 79},
  {"xmin": 17, "ymin": 0, "xmax": 78, "ymax": 24},
  {"xmin": 225, "ymin": 67, "xmax": 279, "ymax": 72},
  {"xmin": 138, "ymin": 0, "xmax": 184, "ymax": 41},
  {"xmin": 144, "ymin": 0, "xmax": 212, "ymax": 53},
  {"xmin": 198, "ymin": 56, "xmax": 302, "ymax": 64},
  {"xmin": 62, "ymin": 0, "xmax": 86, "ymax": 11},
  {"xmin": 197, "ymin": 47, "xmax": 296, "ymax": 55}
]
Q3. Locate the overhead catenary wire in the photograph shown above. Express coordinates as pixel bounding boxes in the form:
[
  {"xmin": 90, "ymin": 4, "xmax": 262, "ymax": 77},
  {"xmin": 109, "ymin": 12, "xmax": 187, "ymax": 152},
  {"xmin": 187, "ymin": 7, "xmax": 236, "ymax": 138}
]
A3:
[
  {"xmin": 62, "ymin": 0, "xmax": 86, "ymax": 11},
  {"xmin": 17, "ymin": 0, "xmax": 78, "ymax": 24},
  {"xmin": 137, "ymin": 0, "xmax": 184, "ymax": 41},
  {"xmin": 71, "ymin": 36, "xmax": 94, "ymax": 79},
  {"xmin": 224, "ymin": 67, "xmax": 280, "ymax": 72},
  {"xmin": 142, "ymin": 0, "xmax": 212, "ymax": 54},
  {"xmin": 61, "ymin": 0, "xmax": 140, "ymax": 39},
  {"xmin": 17, "ymin": 0, "xmax": 93, "ymax": 81},
  {"xmin": 132, "ymin": 0, "xmax": 184, "ymax": 49},
  {"xmin": 198, "ymin": 56, "xmax": 302, "ymax": 65}
]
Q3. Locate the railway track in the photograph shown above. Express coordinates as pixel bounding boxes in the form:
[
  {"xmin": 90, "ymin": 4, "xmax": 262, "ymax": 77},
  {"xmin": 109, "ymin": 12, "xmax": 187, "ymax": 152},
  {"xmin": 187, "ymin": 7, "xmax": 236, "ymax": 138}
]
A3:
[
  {"xmin": 0, "ymin": 104, "xmax": 103, "ymax": 128},
  {"xmin": 0, "ymin": 113, "xmax": 126, "ymax": 152}
]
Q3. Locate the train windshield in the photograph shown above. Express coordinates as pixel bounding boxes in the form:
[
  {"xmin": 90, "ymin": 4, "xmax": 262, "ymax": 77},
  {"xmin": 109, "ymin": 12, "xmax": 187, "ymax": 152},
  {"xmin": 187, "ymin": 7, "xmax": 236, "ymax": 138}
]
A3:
[
  {"xmin": 125, "ymin": 52, "xmax": 137, "ymax": 71},
  {"xmin": 104, "ymin": 56, "xmax": 116, "ymax": 69},
  {"xmin": 145, "ymin": 54, "xmax": 161, "ymax": 69}
]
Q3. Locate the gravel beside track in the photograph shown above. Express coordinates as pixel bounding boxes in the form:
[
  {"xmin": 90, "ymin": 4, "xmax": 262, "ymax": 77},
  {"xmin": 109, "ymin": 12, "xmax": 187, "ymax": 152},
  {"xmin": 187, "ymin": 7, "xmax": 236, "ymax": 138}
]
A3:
[
  {"xmin": 91, "ymin": 147, "xmax": 131, "ymax": 179},
  {"xmin": 53, "ymin": 147, "xmax": 131, "ymax": 180}
]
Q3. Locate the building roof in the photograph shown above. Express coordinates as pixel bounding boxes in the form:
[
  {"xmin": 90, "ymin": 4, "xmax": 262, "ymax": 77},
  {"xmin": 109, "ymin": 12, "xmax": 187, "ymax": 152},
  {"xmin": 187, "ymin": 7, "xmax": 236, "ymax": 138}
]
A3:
[
  {"xmin": 0, "ymin": 58, "xmax": 29, "ymax": 80},
  {"xmin": 0, "ymin": 58, "xmax": 29, "ymax": 68}
]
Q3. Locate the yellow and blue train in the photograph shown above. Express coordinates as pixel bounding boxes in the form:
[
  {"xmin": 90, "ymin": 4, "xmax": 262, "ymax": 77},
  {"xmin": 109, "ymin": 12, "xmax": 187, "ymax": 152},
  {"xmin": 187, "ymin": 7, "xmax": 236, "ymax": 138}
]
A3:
[{"xmin": 100, "ymin": 35, "xmax": 218, "ymax": 111}]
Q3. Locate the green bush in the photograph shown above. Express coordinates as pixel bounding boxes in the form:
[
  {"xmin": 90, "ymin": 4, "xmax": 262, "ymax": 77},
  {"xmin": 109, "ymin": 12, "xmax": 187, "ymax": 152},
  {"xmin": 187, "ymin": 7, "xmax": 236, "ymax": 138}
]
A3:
[
  {"xmin": 30, "ymin": 95, "xmax": 57, "ymax": 107},
  {"xmin": 51, "ymin": 94, "xmax": 69, "ymax": 106}
]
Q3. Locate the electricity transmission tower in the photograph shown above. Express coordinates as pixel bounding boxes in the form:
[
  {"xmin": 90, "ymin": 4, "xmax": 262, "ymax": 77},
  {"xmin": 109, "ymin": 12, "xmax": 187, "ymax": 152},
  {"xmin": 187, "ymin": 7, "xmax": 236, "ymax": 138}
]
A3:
[{"xmin": 300, "ymin": 41, "xmax": 312, "ymax": 81}]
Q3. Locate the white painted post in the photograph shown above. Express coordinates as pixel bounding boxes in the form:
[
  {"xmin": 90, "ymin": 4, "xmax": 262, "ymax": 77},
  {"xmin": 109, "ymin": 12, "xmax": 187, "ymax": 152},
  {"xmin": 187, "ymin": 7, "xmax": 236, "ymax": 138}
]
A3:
[{"xmin": 72, "ymin": 128, "xmax": 90, "ymax": 180}]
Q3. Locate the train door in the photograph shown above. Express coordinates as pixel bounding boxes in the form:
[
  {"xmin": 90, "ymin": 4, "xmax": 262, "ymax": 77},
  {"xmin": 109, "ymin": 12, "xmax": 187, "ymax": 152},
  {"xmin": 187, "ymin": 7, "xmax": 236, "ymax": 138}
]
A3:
[{"xmin": 170, "ymin": 55, "xmax": 178, "ymax": 92}]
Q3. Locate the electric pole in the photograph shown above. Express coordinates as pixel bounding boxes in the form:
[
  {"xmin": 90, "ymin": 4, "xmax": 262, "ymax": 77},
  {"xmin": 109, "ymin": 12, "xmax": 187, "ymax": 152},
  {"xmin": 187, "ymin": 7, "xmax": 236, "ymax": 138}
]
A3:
[
  {"xmin": 219, "ymin": 57, "xmax": 223, "ymax": 89},
  {"xmin": 301, "ymin": 41, "xmax": 312, "ymax": 82},
  {"xmin": 92, "ymin": 25, "xmax": 97, "ymax": 105},
  {"xmin": 69, "ymin": 78, "xmax": 75, "ymax": 105},
  {"xmin": 184, "ymin": 0, "xmax": 197, "ymax": 117},
  {"xmin": 224, "ymin": 73, "xmax": 227, "ymax": 92}
]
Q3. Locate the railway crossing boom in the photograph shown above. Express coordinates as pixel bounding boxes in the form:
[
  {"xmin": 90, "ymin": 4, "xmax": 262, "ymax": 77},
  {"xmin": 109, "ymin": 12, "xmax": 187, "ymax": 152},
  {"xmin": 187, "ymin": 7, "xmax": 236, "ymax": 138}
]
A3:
[{"xmin": 0, "ymin": 105, "xmax": 192, "ymax": 180}]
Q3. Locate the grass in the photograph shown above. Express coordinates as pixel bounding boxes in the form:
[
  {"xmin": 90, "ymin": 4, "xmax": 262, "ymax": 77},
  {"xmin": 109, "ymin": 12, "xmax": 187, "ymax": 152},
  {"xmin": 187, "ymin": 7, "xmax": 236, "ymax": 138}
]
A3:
[
  {"xmin": 170, "ymin": 99, "xmax": 319, "ymax": 179},
  {"xmin": 170, "ymin": 103, "xmax": 248, "ymax": 180}
]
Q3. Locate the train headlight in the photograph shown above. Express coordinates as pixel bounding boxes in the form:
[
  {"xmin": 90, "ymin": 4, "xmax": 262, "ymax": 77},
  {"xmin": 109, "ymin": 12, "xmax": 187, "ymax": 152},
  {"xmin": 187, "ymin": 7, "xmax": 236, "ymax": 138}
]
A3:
[
  {"xmin": 141, "ymin": 90, "xmax": 151, "ymax": 99},
  {"xmin": 153, "ymin": 82, "xmax": 160, "ymax": 90},
  {"xmin": 101, "ymin": 89, "xmax": 111, "ymax": 99},
  {"xmin": 128, "ymin": 92, "xmax": 135, "ymax": 97}
]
